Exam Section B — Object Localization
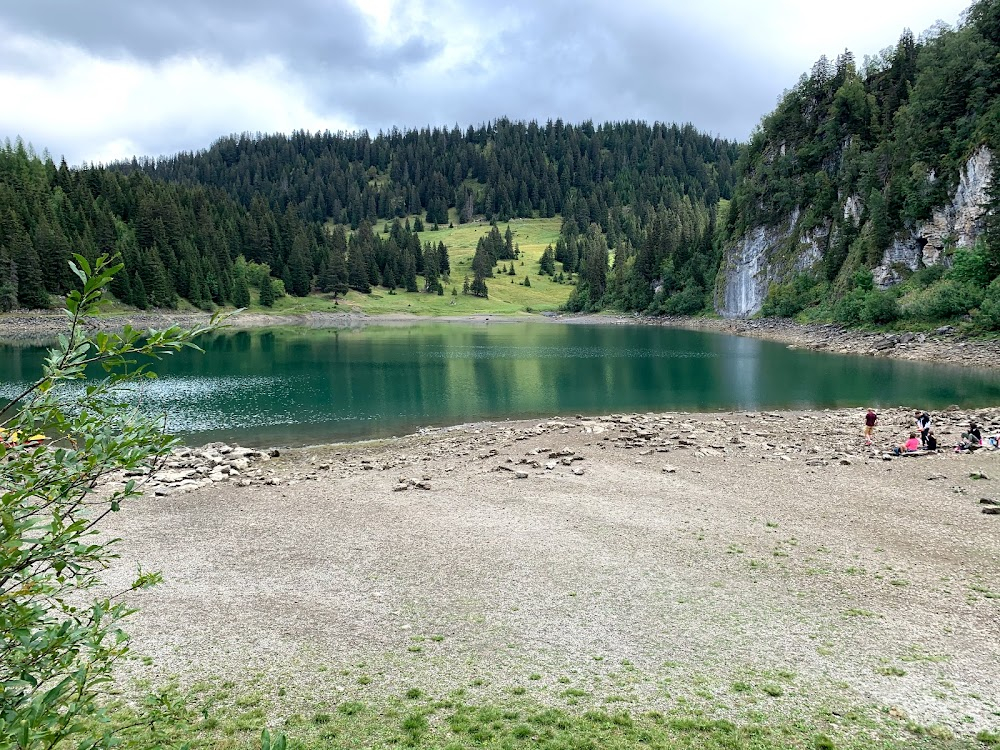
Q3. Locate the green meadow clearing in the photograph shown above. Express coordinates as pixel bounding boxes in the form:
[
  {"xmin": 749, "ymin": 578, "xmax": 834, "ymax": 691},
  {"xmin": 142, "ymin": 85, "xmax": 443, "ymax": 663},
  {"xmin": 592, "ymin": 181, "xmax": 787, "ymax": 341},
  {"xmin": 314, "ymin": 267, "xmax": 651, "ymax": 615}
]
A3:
[{"xmin": 256, "ymin": 216, "xmax": 571, "ymax": 317}]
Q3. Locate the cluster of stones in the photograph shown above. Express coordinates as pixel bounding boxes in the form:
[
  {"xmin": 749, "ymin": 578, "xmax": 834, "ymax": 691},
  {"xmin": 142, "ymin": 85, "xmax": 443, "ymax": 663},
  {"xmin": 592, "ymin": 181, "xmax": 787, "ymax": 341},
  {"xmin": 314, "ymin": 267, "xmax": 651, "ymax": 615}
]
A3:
[
  {"xmin": 492, "ymin": 445, "xmax": 587, "ymax": 479},
  {"xmin": 718, "ymin": 318, "xmax": 1000, "ymax": 368},
  {"xmin": 138, "ymin": 443, "xmax": 280, "ymax": 496}
]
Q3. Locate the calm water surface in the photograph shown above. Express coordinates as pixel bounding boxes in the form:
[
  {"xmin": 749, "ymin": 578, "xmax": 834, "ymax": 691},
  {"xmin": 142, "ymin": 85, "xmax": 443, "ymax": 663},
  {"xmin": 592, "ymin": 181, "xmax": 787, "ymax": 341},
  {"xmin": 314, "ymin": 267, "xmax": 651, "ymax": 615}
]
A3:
[{"xmin": 2, "ymin": 323, "xmax": 999, "ymax": 446}]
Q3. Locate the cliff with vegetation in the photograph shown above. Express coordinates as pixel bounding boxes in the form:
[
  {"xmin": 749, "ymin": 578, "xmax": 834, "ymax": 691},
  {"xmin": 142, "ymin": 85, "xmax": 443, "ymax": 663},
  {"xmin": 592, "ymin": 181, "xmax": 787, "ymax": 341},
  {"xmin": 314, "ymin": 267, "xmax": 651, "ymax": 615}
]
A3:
[{"xmin": 717, "ymin": 0, "xmax": 1000, "ymax": 331}]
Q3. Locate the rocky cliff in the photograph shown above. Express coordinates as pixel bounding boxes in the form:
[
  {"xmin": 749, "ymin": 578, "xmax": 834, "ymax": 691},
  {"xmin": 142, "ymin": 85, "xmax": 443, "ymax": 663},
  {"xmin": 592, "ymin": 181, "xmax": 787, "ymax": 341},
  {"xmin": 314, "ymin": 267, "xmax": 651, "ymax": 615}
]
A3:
[
  {"xmin": 872, "ymin": 146, "xmax": 993, "ymax": 288},
  {"xmin": 716, "ymin": 146, "xmax": 994, "ymax": 317},
  {"xmin": 716, "ymin": 209, "xmax": 828, "ymax": 318}
]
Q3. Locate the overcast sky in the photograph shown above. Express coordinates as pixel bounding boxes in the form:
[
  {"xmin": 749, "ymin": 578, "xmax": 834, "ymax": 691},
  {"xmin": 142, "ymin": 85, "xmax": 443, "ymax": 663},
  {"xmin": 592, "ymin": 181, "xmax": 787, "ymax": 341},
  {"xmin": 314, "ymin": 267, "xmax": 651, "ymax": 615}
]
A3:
[{"xmin": 1, "ymin": 0, "xmax": 972, "ymax": 165}]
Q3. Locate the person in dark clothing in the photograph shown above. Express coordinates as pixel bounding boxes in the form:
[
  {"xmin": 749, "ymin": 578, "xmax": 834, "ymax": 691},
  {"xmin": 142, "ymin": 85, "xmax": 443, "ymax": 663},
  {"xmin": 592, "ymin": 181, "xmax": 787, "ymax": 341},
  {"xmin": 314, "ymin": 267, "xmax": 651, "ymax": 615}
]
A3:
[
  {"xmin": 925, "ymin": 430, "xmax": 938, "ymax": 451},
  {"xmin": 915, "ymin": 411, "xmax": 931, "ymax": 446},
  {"xmin": 958, "ymin": 422, "xmax": 982, "ymax": 451}
]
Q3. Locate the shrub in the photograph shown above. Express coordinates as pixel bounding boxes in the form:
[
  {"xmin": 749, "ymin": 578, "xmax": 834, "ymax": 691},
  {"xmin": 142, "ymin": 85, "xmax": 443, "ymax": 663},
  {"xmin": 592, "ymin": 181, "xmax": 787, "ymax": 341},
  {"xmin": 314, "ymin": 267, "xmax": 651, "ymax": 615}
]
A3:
[
  {"xmin": 0, "ymin": 255, "xmax": 223, "ymax": 750},
  {"xmin": 861, "ymin": 290, "xmax": 901, "ymax": 324},
  {"xmin": 761, "ymin": 273, "xmax": 825, "ymax": 318},
  {"xmin": 833, "ymin": 289, "xmax": 866, "ymax": 325},
  {"xmin": 661, "ymin": 286, "xmax": 706, "ymax": 315},
  {"xmin": 948, "ymin": 242, "xmax": 992, "ymax": 287},
  {"xmin": 911, "ymin": 279, "xmax": 984, "ymax": 320},
  {"xmin": 976, "ymin": 277, "xmax": 1000, "ymax": 331}
]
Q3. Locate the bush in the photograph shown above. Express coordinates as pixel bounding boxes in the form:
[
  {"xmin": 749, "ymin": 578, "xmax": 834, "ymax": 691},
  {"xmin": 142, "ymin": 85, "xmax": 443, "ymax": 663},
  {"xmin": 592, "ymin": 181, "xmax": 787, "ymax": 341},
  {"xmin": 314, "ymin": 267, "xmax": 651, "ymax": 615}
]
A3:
[
  {"xmin": 761, "ymin": 273, "xmax": 825, "ymax": 318},
  {"xmin": 910, "ymin": 279, "xmax": 985, "ymax": 320},
  {"xmin": 861, "ymin": 290, "xmax": 901, "ymax": 324},
  {"xmin": 834, "ymin": 289, "xmax": 866, "ymax": 325},
  {"xmin": 908, "ymin": 264, "xmax": 946, "ymax": 289},
  {"xmin": 661, "ymin": 286, "xmax": 706, "ymax": 315},
  {"xmin": 976, "ymin": 277, "xmax": 1000, "ymax": 331},
  {"xmin": 0, "ymin": 255, "xmax": 223, "ymax": 750},
  {"xmin": 948, "ymin": 242, "xmax": 992, "ymax": 287}
]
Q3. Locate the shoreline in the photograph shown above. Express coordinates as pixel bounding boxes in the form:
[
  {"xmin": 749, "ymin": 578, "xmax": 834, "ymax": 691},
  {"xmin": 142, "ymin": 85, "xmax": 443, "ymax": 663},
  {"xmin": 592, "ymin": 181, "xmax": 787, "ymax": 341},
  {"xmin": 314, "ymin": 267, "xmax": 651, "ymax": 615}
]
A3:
[{"xmin": 2, "ymin": 308, "xmax": 999, "ymax": 369}]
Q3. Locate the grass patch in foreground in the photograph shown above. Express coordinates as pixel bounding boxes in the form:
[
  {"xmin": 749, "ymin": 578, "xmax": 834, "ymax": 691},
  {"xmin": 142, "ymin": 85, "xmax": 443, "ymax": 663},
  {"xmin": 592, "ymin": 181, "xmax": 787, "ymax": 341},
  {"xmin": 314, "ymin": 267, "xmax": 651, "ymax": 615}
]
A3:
[{"xmin": 99, "ymin": 683, "xmax": 993, "ymax": 750}]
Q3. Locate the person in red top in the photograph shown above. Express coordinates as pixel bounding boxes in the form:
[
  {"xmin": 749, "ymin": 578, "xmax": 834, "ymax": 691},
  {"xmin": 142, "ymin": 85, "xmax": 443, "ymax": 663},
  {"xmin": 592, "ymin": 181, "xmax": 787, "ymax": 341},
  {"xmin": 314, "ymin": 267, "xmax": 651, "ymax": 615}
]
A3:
[{"xmin": 863, "ymin": 408, "xmax": 878, "ymax": 446}]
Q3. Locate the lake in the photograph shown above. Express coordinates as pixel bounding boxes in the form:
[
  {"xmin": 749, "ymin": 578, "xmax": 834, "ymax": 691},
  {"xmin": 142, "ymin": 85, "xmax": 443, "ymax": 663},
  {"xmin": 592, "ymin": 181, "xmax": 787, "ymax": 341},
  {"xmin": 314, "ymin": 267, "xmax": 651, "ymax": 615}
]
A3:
[{"xmin": 2, "ymin": 322, "xmax": 999, "ymax": 446}]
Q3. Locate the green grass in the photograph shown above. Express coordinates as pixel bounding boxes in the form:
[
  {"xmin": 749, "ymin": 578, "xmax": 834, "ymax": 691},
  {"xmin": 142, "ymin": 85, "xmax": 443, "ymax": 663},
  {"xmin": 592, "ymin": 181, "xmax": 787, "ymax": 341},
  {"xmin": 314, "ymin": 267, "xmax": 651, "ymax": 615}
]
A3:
[
  {"xmin": 100, "ymin": 685, "xmax": 993, "ymax": 750},
  {"xmin": 252, "ymin": 216, "xmax": 571, "ymax": 317}
]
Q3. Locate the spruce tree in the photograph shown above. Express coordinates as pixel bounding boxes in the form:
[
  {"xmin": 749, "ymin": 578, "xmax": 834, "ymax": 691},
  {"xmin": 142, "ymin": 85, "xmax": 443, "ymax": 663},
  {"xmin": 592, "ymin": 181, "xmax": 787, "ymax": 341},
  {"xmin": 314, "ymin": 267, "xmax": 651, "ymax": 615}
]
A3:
[
  {"xmin": 470, "ymin": 271, "xmax": 489, "ymax": 298},
  {"xmin": 7, "ymin": 217, "xmax": 48, "ymax": 309},
  {"xmin": 348, "ymin": 248, "xmax": 371, "ymax": 293},
  {"xmin": 0, "ymin": 247, "xmax": 18, "ymax": 311},
  {"xmin": 258, "ymin": 275, "xmax": 276, "ymax": 307},
  {"xmin": 232, "ymin": 256, "xmax": 251, "ymax": 307},
  {"xmin": 403, "ymin": 252, "xmax": 418, "ymax": 292},
  {"xmin": 437, "ymin": 241, "xmax": 450, "ymax": 279}
]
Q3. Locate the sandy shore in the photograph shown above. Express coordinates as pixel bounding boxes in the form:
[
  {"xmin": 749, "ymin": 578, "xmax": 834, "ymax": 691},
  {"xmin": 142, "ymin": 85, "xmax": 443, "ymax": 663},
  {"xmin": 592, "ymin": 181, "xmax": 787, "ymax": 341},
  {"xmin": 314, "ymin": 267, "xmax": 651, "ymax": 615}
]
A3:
[{"xmin": 102, "ymin": 405, "xmax": 1000, "ymax": 739}]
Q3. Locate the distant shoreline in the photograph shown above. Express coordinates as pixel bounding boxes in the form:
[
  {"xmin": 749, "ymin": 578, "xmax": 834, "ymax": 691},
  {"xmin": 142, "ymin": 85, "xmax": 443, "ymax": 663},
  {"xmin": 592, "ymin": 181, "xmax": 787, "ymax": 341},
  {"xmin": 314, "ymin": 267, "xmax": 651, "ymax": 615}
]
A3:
[{"xmin": 2, "ymin": 308, "xmax": 998, "ymax": 369}]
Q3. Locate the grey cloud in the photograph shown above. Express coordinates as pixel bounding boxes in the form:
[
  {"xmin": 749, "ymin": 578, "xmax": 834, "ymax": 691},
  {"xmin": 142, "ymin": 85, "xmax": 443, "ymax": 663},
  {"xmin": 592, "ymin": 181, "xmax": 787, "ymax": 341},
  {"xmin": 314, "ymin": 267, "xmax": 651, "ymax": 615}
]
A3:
[
  {"xmin": 0, "ymin": 0, "xmax": 439, "ymax": 74},
  {"xmin": 315, "ymin": 0, "xmax": 781, "ymax": 141},
  {"xmin": 3, "ymin": 0, "xmax": 793, "ymax": 162}
]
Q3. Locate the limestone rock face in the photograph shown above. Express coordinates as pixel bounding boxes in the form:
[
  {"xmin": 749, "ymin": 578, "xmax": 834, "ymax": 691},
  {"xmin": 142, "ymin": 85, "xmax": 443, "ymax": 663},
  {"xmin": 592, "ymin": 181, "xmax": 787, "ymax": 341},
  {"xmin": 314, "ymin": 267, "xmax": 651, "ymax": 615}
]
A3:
[
  {"xmin": 718, "ymin": 146, "xmax": 994, "ymax": 312},
  {"xmin": 717, "ymin": 209, "xmax": 828, "ymax": 318},
  {"xmin": 873, "ymin": 146, "xmax": 992, "ymax": 288}
]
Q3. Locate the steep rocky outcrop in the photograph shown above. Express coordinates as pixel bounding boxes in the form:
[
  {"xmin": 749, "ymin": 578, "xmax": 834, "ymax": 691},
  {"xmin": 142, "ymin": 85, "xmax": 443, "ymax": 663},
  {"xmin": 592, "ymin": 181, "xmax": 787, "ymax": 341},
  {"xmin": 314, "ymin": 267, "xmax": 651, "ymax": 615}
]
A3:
[
  {"xmin": 873, "ymin": 146, "xmax": 993, "ymax": 288},
  {"xmin": 717, "ymin": 146, "xmax": 994, "ymax": 316},
  {"xmin": 717, "ymin": 209, "xmax": 828, "ymax": 318}
]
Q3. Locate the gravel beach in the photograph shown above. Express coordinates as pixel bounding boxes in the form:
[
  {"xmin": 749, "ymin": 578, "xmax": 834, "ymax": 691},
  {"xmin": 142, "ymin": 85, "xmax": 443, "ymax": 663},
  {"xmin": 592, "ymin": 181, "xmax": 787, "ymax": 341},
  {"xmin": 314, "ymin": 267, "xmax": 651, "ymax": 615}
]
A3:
[{"xmin": 100, "ymin": 406, "xmax": 1000, "ymax": 738}]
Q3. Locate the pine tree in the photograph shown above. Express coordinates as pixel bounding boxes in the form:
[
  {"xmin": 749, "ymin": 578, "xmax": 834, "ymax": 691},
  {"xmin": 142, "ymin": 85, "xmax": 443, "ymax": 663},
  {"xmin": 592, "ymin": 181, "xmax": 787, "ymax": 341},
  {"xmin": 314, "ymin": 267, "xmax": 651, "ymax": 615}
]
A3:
[
  {"xmin": 348, "ymin": 248, "xmax": 371, "ymax": 293},
  {"xmin": 470, "ymin": 271, "xmax": 489, "ymax": 298},
  {"xmin": 437, "ymin": 241, "xmax": 450, "ymax": 279},
  {"xmin": 403, "ymin": 252, "xmax": 418, "ymax": 293},
  {"xmin": 6, "ymin": 216, "xmax": 48, "ymax": 309},
  {"xmin": 287, "ymin": 232, "xmax": 313, "ymax": 297},
  {"xmin": 0, "ymin": 247, "xmax": 18, "ymax": 311},
  {"xmin": 258, "ymin": 275, "xmax": 276, "ymax": 307},
  {"xmin": 320, "ymin": 238, "xmax": 349, "ymax": 298},
  {"xmin": 232, "ymin": 256, "xmax": 251, "ymax": 307},
  {"xmin": 539, "ymin": 244, "xmax": 556, "ymax": 276}
]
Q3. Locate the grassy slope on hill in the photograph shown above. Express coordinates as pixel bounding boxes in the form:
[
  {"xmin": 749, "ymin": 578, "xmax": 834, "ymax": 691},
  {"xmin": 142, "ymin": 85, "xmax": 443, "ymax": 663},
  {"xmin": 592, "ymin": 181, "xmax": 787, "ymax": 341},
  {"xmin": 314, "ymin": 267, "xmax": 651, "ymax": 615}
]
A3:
[{"xmin": 260, "ymin": 216, "xmax": 570, "ymax": 316}]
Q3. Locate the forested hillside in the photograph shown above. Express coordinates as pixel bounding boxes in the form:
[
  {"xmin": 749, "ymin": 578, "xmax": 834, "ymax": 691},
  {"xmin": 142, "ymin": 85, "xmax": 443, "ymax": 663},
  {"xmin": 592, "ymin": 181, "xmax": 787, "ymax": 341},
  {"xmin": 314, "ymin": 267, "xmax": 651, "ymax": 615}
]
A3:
[
  {"xmin": 117, "ymin": 120, "xmax": 736, "ymax": 235},
  {"xmin": 0, "ymin": 142, "xmax": 366, "ymax": 311},
  {"xmin": 720, "ymin": 0, "xmax": 1000, "ymax": 329},
  {"xmin": 1, "ymin": 121, "xmax": 738, "ymax": 312}
]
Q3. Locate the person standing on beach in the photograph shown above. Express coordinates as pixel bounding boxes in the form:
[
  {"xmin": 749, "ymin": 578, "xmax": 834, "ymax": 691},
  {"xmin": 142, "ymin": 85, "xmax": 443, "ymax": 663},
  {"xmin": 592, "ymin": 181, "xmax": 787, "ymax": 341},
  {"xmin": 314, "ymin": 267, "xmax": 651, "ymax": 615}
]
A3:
[
  {"xmin": 915, "ymin": 410, "xmax": 931, "ymax": 447},
  {"xmin": 863, "ymin": 408, "xmax": 878, "ymax": 446}
]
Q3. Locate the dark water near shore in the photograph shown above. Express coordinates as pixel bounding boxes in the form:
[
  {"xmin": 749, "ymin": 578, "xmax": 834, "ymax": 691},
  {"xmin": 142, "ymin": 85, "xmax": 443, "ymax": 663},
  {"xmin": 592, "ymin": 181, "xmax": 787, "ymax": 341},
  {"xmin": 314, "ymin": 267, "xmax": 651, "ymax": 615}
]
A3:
[{"xmin": 2, "ymin": 323, "xmax": 999, "ymax": 446}]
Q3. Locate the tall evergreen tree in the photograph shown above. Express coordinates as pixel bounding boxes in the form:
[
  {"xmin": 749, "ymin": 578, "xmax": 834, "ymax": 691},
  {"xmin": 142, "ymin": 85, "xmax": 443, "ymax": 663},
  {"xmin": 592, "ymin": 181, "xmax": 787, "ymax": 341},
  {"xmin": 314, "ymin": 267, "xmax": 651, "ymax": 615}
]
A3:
[
  {"xmin": 0, "ymin": 247, "xmax": 18, "ymax": 311},
  {"xmin": 347, "ymin": 247, "xmax": 371, "ymax": 293},
  {"xmin": 232, "ymin": 255, "xmax": 252, "ymax": 308}
]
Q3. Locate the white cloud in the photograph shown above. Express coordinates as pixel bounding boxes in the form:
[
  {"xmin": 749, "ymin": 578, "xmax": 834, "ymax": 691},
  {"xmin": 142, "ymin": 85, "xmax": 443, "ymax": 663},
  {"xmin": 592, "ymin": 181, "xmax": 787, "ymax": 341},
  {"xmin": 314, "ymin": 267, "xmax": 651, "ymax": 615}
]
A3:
[{"xmin": 0, "ymin": 31, "xmax": 354, "ymax": 164}]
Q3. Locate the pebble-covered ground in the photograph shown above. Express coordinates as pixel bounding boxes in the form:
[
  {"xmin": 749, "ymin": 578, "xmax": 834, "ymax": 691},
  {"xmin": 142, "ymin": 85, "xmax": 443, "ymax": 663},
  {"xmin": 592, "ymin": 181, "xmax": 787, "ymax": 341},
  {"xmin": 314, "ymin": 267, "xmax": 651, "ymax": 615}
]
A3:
[{"xmin": 100, "ymin": 406, "xmax": 1000, "ymax": 740}]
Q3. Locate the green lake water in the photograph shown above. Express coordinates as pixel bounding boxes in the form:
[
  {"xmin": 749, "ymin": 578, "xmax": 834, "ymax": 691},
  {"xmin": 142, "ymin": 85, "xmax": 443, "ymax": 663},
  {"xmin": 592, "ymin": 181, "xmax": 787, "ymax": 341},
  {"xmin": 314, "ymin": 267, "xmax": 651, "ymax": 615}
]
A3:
[{"xmin": 2, "ymin": 322, "xmax": 1000, "ymax": 446}]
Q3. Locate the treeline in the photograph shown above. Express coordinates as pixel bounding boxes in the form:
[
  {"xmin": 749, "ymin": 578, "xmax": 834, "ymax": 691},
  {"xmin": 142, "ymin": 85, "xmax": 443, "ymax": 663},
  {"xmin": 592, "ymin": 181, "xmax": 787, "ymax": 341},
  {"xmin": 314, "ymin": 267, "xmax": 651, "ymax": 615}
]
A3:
[
  {"xmin": 725, "ymin": 0, "xmax": 1000, "ymax": 329},
  {"xmin": 2, "ymin": 119, "xmax": 742, "ymax": 312},
  {"xmin": 114, "ymin": 120, "xmax": 739, "ymax": 241},
  {"xmin": 0, "ymin": 142, "xmax": 453, "ymax": 310}
]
